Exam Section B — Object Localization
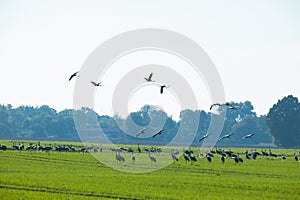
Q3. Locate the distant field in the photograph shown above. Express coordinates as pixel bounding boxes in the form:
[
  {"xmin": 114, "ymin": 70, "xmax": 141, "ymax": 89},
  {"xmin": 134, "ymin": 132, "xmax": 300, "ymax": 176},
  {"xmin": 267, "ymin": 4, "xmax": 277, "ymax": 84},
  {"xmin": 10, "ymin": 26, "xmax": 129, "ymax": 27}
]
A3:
[{"xmin": 0, "ymin": 140, "xmax": 300, "ymax": 199}]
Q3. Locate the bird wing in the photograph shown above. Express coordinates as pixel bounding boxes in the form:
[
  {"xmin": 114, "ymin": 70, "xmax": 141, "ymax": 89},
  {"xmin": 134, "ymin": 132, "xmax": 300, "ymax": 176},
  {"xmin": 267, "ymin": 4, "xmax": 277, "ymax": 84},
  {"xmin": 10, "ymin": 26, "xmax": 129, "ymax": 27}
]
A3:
[
  {"xmin": 136, "ymin": 132, "xmax": 142, "ymax": 137},
  {"xmin": 160, "ymin": 86, "xmax": 164, "ymax": 94},
  {"xmin": 148, "ymin": 73, "xmax": 153, "ymax": 80},
  {"xmin": 136, "ymin": 128, "xmax": 146, "ymax": 137},
  {"xmin": 152, "ymin": 130, "xmax": 163, "ymax": 138},
  {"xmin": 69, "ymin": 71, "xmax": 79, "ymax": 81},
  {"xmin": 210, "ymin": 103, "xmax": 221, "ymax": 110},
  {"xmin": 90, "ymin": 81, "xmax": 97, "ymax": 86},
  {"xmin": 68, "ymin": 75, "xmax": 74, "ymax": 81}
]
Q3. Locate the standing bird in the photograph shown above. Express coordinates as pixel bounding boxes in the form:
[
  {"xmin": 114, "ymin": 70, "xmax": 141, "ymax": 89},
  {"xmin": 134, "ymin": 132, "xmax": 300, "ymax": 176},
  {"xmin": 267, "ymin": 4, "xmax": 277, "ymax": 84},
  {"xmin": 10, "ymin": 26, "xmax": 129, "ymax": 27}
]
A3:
[
  {"xmin": 152, "ymin": 129, "xmax": 164, "ymax": 138},
  {"xmin": 136, "ymin": 128, "xmax": 147, "ymax": 137},
  {"xmin": 206, "ymin": 154, "xmax": 212, "ymax": 163},
  {"xmin": 171, "ymin": 153, "xmax": 178, "ymax": 162},
  {"xmin": 69, "ymin": 71, "xmax": 79, "ymax": 81},
  {"xmin": 183, "ymin": 154, "xmax": 190, "ymax": 163},
  {"xmin": 148, "ymin": 153, "xmax": 157, "ymax": 163},
  {"xmin": 199, "ymin": 133, "xmax": 210, "ymax": 142},
  {"xmin": 242, "ymin": 133, "xmax": 255, "ymax": 140},
  {"xmin": 144, "ymin": 73, "xmax": 155, "ymax": 82},
  {"xmin": 189, "ymin": 154, "xmax": 197, "ymax": 162},
  {"xmin": 221, "ymin": 155, "xmax": 225, "ymax": 163},
  {"xmin": 294, "ymin": 153, "xmax": 298, "ymax": 162},
  {"xmin": 90, "ymin": 81, "xmax": 102, "ymax": 87},
  {"xmin": 131, "ymin": 153, "xmax": 136, "ymax": 162},
  {"xmin": 233, "ymin": 156, "xmax": 239, "ymax": 164},
  {"xmin": 159, "ymin": 85, "xmax": 169, "ymax": 94}
]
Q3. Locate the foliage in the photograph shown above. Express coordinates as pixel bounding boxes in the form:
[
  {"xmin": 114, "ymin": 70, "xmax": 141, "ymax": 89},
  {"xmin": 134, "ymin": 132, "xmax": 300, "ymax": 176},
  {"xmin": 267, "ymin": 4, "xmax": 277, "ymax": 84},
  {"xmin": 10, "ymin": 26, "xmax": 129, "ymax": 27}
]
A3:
[
  {"xmin": 266, "ymin": 95, "xmax": 300, "ymax": 147},
  {"xmin": 0, "ymin": 98, "xmax": 292, "ymax": 146}
]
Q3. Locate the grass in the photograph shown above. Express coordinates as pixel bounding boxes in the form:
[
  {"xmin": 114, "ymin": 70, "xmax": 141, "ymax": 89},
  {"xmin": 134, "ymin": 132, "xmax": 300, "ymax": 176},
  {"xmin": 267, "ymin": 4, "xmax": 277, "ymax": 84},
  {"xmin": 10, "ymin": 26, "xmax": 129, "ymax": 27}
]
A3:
[{"xmin": 0, "ymin": 140, "xmax": 300, "ymax": 199}]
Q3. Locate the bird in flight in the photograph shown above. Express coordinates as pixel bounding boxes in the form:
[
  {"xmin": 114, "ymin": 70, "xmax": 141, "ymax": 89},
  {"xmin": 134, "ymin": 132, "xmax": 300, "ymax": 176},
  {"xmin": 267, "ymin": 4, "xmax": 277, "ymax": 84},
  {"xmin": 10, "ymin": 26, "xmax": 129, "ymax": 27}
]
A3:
[
  {"xmin": 218, "ymin": 133, "xmax": 234, "ymax": 141},
  {"xmin": 210, "ymin": 102, "xmax": 237, "ymax": 110},
  {"xmin": 90, "ymin": 81, "xmax": 102, "ymax": 87},
  {"xmin": 159, "ymin": 85, "xmax": 169, "ymax": 94},
  {"xmin": 69, "ymin": 71, "xmax": 79, "ymax": 81},
  {"xmin": 242, "ymin": 133, "xmax": 255, "ymax": 139},
  {"xmin": 144, "ymin": 73, "xmax": 155, "ymax": 82},
  {"xmin": 136, "ymin": 128, "xmax": 147, "ymax": 137},
  {"xmin": 199, "ymin": 133, "xmax": 210, "ymax": 142},
  {"xmin": 152, "ymin": 129, "xmax": 164, "ymax": 138}
]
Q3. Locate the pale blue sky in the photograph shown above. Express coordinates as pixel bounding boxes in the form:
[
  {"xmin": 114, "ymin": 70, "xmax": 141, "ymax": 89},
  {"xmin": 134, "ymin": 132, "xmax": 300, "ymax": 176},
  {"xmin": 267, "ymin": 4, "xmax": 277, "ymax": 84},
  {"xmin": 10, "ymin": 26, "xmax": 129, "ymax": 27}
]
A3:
[{"xmin": 0, "ymin": 0, "xmax": 300, "ymax": 118}]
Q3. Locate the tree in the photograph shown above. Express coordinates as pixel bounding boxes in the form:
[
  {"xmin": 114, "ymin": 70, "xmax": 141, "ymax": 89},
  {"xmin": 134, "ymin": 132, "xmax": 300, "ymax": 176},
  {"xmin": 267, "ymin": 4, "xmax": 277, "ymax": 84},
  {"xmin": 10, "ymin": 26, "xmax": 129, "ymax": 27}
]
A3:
[{"xmin": 266, "ymin": 95, "xmax": 300, "ymax": 147}]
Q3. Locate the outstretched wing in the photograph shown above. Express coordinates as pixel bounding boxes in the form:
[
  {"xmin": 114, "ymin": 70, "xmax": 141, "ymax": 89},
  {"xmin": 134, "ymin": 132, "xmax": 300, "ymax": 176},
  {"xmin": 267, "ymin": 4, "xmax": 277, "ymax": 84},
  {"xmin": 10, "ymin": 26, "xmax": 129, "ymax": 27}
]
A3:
[
  {"xmin": 148, "ymin": 73, "xmax": 153, "ymax": 80},
  {"xmin": 152, "ymin": 133, "xmax": 159, "ymax": 138},
  {"xmin": 69, "ymin": 71, "xmax": 79, "ymax": 81},
  {"xmin": 90, "ymin": 81, "xmax": 97, "ymax": 86}
]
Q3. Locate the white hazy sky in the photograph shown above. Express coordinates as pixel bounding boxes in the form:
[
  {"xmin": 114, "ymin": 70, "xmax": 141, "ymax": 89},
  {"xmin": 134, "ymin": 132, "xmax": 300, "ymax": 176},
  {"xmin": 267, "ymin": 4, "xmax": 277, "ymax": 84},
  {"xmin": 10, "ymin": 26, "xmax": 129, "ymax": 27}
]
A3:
[{"xmin": 0, "ymin": 0, "xmax": 300, "ymax": 119}]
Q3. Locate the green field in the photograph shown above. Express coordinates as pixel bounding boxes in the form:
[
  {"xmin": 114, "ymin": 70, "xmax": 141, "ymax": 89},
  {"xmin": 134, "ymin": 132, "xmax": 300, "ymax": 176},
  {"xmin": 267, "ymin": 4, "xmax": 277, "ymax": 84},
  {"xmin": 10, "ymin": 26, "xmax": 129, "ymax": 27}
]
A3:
[{"xmin": 0, "ymin": 140, "xmax": 300, "ymax": 199}]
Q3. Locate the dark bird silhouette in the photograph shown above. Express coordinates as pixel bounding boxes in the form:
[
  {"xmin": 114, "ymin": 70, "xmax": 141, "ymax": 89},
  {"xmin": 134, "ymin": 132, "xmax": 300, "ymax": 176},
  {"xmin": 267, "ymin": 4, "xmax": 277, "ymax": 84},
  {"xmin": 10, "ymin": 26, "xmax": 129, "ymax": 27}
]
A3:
[
  {"xmin": 90, "ymin": 81, "xmax": 102, "ymax": 86},
  {"xmin": 69, "ymin": 71, "xmax": 79, "ymax": 81},
  {"xmin": 183, "ymin": 154, "xmax": 190, "ymax": 163},
  {"xmin": 189, "ymin": 154, "xmax": 197, "ymax": 162},
  {"xmin": 136, "ymin": 128, "xmax": 147, "ymax": 137},
  {"xmin": 221, "ymin": 155, "xmax": 225, "ymax": 163},
  {"xmin": 233, "ymin": 156, "xmax": 239, "ymax": 164},
  {"xmin": 144, "ymin": 73, "xmax": 155, "ymax": 82},
  {"xmin": 199, "ymin": 133, "xmax": 210, "ymax": 142},
  {"xmin": 218, "ymin": 133, "xmax": 234, "ymax": 141},
  {"xmin": 242, "ymin": 133, "xmax": 255, "ymax": 139},
  {"xmin": 152, "ymin": 129, "xmax": 164, "ymax": 138},
  {"xmin": 206, "ymin": 154, "xmax": 212, "ymax": 162},
  {"xmin": 210, "ymin": 102, "xmax": 230, "ymax": 110},
  {"xmin": 269, "ymin": 150, "xmax": 277, "ymax": 158},
  {"xmin": 238, "ymin": 156, "xmax": 243, "ymax": 163},
  {"xmin": 159, "ymin": 85, "xmax": 169, "ymax": 94},
  {"xmin": 294, "ymin": 153, "xmax": 298, "ymax": 162}
]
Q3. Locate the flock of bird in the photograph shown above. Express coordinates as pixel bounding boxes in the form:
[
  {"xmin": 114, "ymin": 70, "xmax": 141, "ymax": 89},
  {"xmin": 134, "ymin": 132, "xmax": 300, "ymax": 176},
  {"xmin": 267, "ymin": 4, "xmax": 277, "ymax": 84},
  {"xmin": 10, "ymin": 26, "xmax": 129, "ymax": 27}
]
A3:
[
  {"xmin": 65, "ymin": 70, "xmax": 299, "ymax": 165},
  {"xmin": 69, "ymin": 71, "xmax": 169, "ymax": 94},
  {"xmin": 2, "ymin": 142, "xmax": 299, "ymax": 166},
  {"xmin": 69, "ymin": 70, "xmax": 257, "ymax": 142}
]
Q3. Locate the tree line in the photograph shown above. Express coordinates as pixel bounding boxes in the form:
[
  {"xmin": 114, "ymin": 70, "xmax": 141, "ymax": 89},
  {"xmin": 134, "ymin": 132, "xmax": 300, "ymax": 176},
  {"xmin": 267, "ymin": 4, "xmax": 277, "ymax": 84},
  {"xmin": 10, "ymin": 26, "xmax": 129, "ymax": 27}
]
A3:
[{"xmin": 0, "ymin": 95, "xmax": 299, "ymax": 147}]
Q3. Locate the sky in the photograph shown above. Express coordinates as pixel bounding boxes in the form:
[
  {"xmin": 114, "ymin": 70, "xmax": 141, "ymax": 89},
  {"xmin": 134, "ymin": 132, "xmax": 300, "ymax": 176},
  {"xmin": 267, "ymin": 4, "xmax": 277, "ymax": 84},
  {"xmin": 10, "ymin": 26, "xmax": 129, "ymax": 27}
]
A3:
[{"xmin": 0, "ymin": 0, "xmax": 300, "ymax": 120}]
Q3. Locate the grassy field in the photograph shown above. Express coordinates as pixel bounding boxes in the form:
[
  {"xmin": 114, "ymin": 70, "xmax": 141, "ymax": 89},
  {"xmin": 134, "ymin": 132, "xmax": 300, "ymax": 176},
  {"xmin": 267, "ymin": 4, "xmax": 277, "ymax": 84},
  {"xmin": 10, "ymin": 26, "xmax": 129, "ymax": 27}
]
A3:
[{"xmin": 0, "ymin": 140, "xmax": 300, "ymax": 199}]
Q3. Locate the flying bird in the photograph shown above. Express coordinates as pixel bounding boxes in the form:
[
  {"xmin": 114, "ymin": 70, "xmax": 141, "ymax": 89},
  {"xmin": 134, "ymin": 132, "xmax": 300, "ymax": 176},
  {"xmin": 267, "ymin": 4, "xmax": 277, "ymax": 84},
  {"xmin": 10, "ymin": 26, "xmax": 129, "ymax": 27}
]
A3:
[
  {"xmin": 69, "ymin": 71, "xmax": 79, "ymax": 81},
  {"xmin": 209, "ymin": 102, "xmax": 238, "ymax": 110},
  {"xmin": 144, "ymin": 73, "xmax": 155, "ymax": 82},
  {"xmin": 159, "ymin": 85, "xmax": 169, "ymax": 94},
  {"xmin": 152, "ymin": 129, "xmax": 164, "ymax": 138},
  {"xmin": 242, "ymin": 133, "xmax": 255, "ymax": 139},
  {"xmin": 218, "ymin": 133, "xmax": 234, "ymax": 141},
  {"xmin": 199, "ymin": 133, "xmax": 210, "ymax": 142},
  {"xmin": 136, "ymin": 128, "xmax": 147, "ymax": 137},
  {"xmin": 90, "ymin": 81, "xmax": 102, "ymax": 87}
]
